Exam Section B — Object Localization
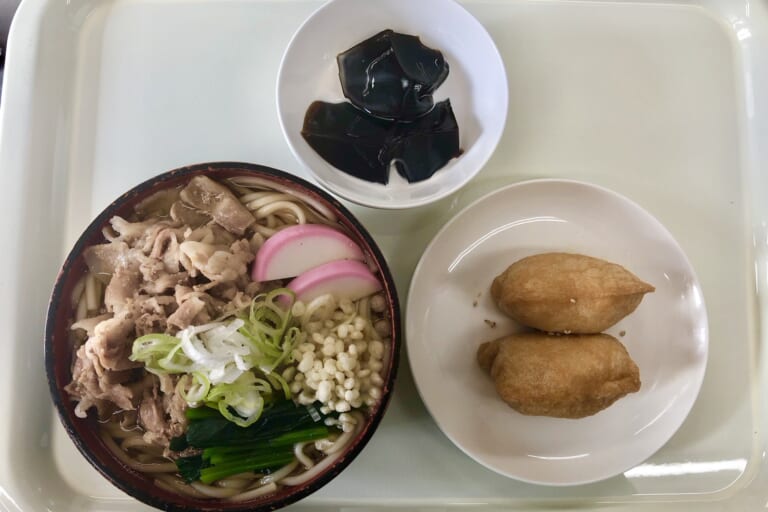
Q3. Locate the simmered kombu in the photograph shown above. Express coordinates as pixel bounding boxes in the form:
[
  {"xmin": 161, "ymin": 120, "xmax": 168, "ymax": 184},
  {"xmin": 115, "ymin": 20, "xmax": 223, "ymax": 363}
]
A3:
[
  {"xmin": 302, "ymin": 100, "xmax": 461, "ymax": 185},
  {"xmin": 337, "ymin": 29, "xmax": 449, "ymax": 121},
  {"xmin": 302, "ymin": 29, "xmax": 461, "ymax": 185},
  {"xmin": 301, "ymin": 101, "xmax": 393, "ymax": 184},
  {"xmin": 391, "ymin": 100, "xmax": 462, "ymax": 183}
]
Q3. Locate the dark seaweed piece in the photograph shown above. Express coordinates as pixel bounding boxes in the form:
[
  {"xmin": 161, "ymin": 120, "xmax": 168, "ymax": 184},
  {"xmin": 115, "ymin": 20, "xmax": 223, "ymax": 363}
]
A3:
[
  {"xmin": 301, "ymin": 101, "xmax": 395, "ymax": 184},
  {"xmin": 337, "ymin": 29, "xmax": 449, "ymax": 121},
  {"xmin": 301, "ymin": 100, "xmax": 462, "ymax": 185},
  {"xmin": 392, "ymin": 99, "xmax": 462, "ymax": 183}
]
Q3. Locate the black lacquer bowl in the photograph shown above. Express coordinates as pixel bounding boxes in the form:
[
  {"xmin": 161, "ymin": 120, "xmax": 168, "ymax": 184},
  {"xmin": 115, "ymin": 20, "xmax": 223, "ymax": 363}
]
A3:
[{"xmin": 44, "ymin": 162, "xmax": 401, "ymax": 512}]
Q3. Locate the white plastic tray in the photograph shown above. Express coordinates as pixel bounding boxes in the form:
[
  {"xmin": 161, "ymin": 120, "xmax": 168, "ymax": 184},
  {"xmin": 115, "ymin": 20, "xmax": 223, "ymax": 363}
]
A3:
[{"xmin": 0, "ymin": 0, "xmax": 766, "ymax": 510}]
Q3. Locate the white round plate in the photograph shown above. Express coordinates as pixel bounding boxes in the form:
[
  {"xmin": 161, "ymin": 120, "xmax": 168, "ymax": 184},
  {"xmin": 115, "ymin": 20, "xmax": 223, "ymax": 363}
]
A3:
[
  {"xmin": 406, "ymin": 179, "xmax": 708, "ymax": 486},
  {"xmin": 276, "ymin": 0, "xmax": 508, "ymax": 209}
]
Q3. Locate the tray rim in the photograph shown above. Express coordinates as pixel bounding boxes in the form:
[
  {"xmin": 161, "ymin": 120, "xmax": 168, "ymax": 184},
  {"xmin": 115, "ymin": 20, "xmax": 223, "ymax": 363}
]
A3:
[{"xmin": 0, "ymin": 0, "xmax": 766, "ymax": 510}]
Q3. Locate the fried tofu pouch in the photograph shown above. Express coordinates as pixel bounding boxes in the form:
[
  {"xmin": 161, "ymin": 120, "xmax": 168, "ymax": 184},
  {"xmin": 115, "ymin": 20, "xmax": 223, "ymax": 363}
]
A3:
[
  {"xmin": 491, "ymin": 253, "xmax": 655, "ymax": 333},
  {"xmin": 477, "ymin": 333, "xmax": 641, "ymax": 418}
]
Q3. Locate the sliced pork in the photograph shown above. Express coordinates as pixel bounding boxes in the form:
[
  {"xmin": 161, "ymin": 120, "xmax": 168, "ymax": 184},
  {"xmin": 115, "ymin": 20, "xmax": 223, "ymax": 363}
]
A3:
[
  {"xmin": 90, "ymin": 310, "xmax": 140, "ymax": 371},
  {"xmin": 179, "ymin": 176, "xmax": 254, "ymax": 235},
  {"xmin": 66, "ymin": 176, "xmax": 267, "ymax": 449}
]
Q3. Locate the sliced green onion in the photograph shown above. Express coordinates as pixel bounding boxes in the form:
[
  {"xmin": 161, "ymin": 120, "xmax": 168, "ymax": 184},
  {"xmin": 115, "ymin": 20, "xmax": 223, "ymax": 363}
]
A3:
[
  {"xmin": 129, "ymin": 289, "xmax": 301, "ymax": 428},
  {"xmin": 158, "ymin": 340, "xmax": 195, "ymax": 373},
  {"xmin": 177, "ymin": 372, "xmax": 210, "ymax": 403},
  {"xmin": 266, "ymin": 373, "xmax": 292, "ymax": 399},
  {"xmin": 130, "ymin": 334, "xmax": 183, "ymax": 374},
  {"xmin": 237, "ymin": 289, "xmax": 299, "ymax": 374}
]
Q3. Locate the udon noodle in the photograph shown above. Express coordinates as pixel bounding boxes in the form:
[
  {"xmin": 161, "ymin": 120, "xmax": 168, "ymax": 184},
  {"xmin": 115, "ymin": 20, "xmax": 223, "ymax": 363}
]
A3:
[{"xmin": 66, "ymin": 175, "xmax": 389, "ymax": 499}]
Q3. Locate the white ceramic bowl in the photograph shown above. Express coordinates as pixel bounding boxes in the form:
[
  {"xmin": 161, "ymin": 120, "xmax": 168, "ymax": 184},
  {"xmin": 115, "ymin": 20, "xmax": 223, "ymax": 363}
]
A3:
[{"xmin": 277, "ymin": 0, "xmax": 508, "ymax": 209}]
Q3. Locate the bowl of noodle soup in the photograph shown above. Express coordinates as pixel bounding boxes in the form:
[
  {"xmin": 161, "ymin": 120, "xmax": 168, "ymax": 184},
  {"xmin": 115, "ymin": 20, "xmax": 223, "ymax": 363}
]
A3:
[{"xmin": 45, "ymin": 162, "xmax": 401, "ymax": 512}]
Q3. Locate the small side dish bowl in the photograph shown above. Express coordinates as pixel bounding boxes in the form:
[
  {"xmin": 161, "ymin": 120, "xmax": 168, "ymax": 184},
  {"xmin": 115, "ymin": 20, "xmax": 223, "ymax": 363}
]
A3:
[
  {"xmin": 44, "ymin": 163, "xmax": 401, "ymax": 512},
  {"xmin": 277, "ymin": 0, "xmax": 508, "ymax": 209}
]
